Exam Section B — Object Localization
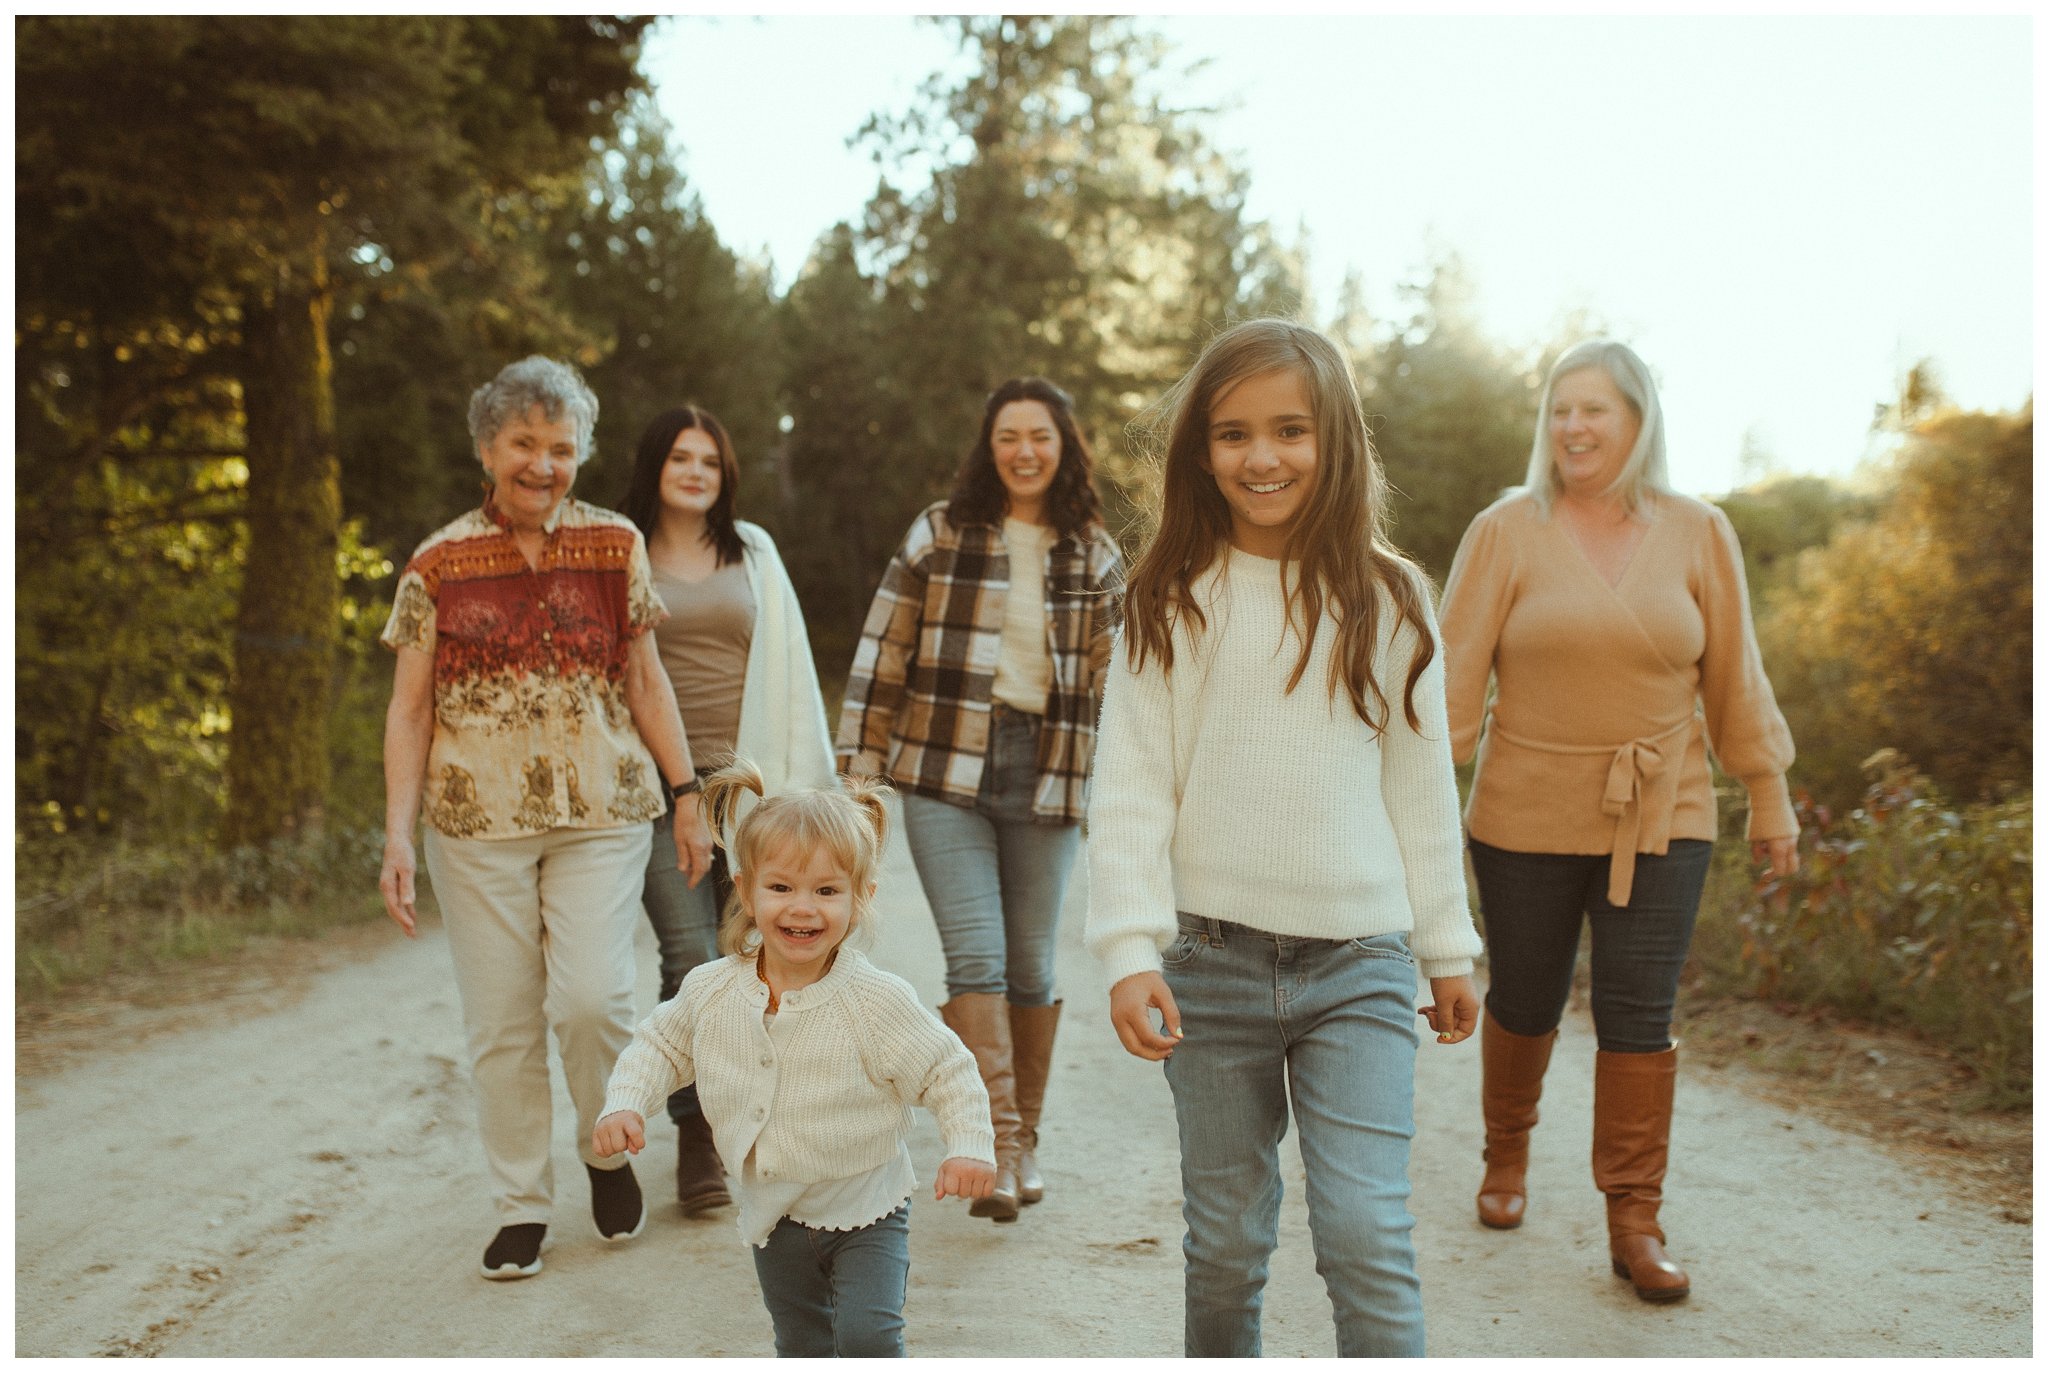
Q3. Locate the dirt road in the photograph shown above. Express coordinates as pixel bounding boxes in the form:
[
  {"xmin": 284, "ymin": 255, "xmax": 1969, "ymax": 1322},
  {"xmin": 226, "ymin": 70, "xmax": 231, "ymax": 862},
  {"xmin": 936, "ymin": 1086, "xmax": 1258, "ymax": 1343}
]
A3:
[{"xmin": 15, "ymin": 814, "xmax": 2031, "ymax": 1357}]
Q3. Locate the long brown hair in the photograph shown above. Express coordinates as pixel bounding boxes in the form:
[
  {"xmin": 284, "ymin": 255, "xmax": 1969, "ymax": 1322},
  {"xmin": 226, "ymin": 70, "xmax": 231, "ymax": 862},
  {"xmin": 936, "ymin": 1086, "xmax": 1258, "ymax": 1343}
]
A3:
[{"xmin": 1123, "ymin": 319, "xmax": 1436, "ymax": 732}]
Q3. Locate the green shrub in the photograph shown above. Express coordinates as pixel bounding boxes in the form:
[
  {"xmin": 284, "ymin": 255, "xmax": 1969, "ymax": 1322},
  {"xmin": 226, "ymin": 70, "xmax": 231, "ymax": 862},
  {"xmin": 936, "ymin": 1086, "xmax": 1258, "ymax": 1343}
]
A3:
[
  {"xmin": 14, "ymin": 824, "xmax": 394, "ymax": 1000},
  {"xmin": 1691, "ymin": 753, "xmax": 2032, "ymax": 1106}
]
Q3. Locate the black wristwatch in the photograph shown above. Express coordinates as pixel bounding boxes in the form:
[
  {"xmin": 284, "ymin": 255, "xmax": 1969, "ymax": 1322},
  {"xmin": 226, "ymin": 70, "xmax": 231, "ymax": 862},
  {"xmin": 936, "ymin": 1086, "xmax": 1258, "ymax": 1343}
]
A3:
[{"xmin": 669, "ymin": 774, "xmax": 702, "ymax": 799}]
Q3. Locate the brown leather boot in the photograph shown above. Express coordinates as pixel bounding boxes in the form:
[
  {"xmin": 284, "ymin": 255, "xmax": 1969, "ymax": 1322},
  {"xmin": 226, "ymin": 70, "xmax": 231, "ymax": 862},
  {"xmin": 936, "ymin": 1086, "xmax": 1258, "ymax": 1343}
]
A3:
[
  {"xmin": 940, "ymin": 993, "xmax": 1022, "ymax": 1222},
  {"xmin": 1592, "ymin": 1045, "xmax": 1689, "ymax": 1302},
  {"xmin": 1477, "ymin": 1013, "xmax": 1558, "ymax": 1230},
  {"xmin": 1009, "ymin": 1000, "xmax": 1061, "ymax": 1205},
  {"xmin": 675, "ymin": 1111, "xmax": 732, "ymax": 1218}
]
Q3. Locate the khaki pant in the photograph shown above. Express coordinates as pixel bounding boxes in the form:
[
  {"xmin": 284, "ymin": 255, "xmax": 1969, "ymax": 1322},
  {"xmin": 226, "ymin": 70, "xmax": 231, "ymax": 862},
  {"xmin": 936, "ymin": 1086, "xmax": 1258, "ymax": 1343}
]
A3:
[{"xmin": 425, "ymin": 822, "xmax": 650, "ymax": 1224}]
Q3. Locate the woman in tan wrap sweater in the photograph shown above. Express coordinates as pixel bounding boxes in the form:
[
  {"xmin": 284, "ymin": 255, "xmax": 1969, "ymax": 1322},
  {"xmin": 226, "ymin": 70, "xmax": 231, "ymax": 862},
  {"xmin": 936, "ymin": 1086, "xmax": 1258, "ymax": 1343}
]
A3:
[{"xmin": 1439, "ymin": 339, "xmax": 1800, "ymax": 1304}]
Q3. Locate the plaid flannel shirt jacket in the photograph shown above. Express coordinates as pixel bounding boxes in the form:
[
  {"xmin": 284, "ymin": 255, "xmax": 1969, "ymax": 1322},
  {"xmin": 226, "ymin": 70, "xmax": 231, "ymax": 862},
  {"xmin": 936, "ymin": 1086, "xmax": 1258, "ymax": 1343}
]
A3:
[{"xmin": 836, "ymin": 501, "xmax": 1124, "ymax": 823}]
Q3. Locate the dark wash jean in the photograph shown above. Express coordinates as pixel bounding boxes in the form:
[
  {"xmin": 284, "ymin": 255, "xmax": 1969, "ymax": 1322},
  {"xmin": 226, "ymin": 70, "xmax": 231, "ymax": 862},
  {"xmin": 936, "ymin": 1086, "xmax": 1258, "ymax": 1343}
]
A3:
[
  {"xmin": 640, "ymin": 810, "xmax": 735, "ymax": 1122},
  {"xmin": 1160, "ymin": 914, "xmax": 1426, "ymax": 1358},
  {"xmin": 1467, "ymin": 838, "xmax": 1714, "ymax": 1054},
  {"xmin": 751, "ymin": 1201, "xmax": 911, "ymax": 1358}
]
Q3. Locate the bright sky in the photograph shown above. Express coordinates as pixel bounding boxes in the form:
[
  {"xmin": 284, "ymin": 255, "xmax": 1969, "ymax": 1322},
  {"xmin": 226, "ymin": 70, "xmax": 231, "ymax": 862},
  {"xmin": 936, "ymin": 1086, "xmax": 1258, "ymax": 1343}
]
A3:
[{"xmin": 643, "ymin": 14, "xmax": 2033, "ymax": 496}]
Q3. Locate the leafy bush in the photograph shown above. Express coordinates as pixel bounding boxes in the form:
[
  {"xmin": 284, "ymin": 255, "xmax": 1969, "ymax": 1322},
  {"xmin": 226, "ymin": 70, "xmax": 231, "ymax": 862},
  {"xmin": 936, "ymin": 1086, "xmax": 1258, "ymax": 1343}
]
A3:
[
  {"xmin": 15, "ymin": 824, "xmax": 393, "ymax": 999},
  {"xmin": 1691, "ymin": 754, "xmax": 2032, "ymax": 1106},
  {"xmin": 1755, "ymin": 404, "xmax": 2031, "ymax": 809}
]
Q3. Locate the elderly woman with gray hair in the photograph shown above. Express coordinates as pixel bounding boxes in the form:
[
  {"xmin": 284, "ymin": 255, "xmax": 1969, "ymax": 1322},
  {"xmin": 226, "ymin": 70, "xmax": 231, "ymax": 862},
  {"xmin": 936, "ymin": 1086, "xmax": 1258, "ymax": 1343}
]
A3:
[
  {"xmin": 1439, "ymin": 339, "xmax": 1800, "ymax": 1305},
  {"xmin": 378, "ymin": 356, "xmax": 716, "ymax": 1280}
]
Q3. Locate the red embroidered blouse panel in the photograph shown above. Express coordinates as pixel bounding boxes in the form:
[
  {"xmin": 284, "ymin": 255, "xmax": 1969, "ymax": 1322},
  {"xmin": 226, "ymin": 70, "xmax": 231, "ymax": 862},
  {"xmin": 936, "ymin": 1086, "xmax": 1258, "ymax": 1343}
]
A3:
[{"xmin": 381, "ymin": 498, "xmax": 669, "ymax": 840}]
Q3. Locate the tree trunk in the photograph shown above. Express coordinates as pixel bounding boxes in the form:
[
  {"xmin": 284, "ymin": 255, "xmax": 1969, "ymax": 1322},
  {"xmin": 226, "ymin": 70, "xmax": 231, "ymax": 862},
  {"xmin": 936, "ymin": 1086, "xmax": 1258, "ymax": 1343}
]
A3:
[{"xmin": 223, "ymin": 255, "xmax": 340, "ymax": 846}]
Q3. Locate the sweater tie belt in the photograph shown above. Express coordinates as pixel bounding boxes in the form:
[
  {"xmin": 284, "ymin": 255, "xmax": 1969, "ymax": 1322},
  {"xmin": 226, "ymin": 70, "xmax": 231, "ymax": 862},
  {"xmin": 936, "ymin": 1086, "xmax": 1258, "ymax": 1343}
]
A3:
[{"xmin": 1493, "ymin": 716, "xmax": 1698, "ymax": 906}]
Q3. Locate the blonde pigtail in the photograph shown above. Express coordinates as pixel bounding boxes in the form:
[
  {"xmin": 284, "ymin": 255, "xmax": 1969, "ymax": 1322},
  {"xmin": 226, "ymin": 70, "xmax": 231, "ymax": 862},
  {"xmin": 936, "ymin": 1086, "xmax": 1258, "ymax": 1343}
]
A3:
[
  {"xmin": 839, "ymin": 772, "xmax": 894, "ymax": 856},
  {"xmin": 699, "ymin": 759, "xmax": 766, "ymax": 857}
]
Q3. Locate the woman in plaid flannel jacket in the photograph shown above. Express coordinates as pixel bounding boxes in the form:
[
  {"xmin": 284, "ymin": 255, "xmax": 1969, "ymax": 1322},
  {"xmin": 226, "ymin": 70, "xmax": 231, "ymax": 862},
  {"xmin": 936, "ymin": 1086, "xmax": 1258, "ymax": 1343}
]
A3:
[{"xmin": 837, "ymin": 377, "xmax": 1122, "ymax": 1223}]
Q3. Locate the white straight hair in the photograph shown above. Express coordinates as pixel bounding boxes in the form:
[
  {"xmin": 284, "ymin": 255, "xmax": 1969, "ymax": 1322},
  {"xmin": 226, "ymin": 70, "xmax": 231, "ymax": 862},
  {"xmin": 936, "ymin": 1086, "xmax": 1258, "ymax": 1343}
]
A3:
[{"xmin": 1522, "ymin": 339, "xmax": 1670, "ymax": 514}]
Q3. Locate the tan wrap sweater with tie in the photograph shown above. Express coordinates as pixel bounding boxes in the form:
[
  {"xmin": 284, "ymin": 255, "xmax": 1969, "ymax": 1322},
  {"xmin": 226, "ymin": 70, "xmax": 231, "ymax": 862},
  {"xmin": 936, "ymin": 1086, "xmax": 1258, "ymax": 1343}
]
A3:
[{"xmin": 1439, "ymin": 491, "xmax": 1796, "ymax": 905}]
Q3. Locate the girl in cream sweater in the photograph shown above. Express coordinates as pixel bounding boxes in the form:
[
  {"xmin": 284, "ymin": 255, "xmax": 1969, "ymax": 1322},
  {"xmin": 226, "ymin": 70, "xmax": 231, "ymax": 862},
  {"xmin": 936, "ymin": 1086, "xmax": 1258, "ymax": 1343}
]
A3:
[
  {"xmin": 595, "ymin": 764, "xmax": 995, "ymax": 1357},
  {"xmin": 1085, "ymin": 320, "xmax": 1483, "ymax": 1358}
]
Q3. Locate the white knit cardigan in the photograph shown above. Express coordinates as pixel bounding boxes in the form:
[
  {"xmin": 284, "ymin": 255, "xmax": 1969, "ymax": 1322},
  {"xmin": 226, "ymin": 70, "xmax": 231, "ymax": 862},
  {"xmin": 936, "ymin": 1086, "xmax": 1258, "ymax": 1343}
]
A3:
[
  {"xmin": 729, "ymin": 520, "xmax": 836, "ymax": 796},
  {"xmin": 1084, "ymin": 548, "xmax": 1484, "ymax": 988},
  {"xmin": 602, "ymin": 949, "xmax": 996, "ymax": 1184}
]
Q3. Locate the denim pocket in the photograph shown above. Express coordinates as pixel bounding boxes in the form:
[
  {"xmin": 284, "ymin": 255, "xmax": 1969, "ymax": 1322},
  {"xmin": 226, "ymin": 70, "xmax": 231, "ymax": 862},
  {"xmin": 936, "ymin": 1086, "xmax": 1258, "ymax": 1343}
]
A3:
[
  {"xmin": 1347, "ymin": 933, "xmax": 1415, "ymax": 965},
  {"xmin": 1161, "ymin": 930, "xmax": 1205, "ymax": 968}
]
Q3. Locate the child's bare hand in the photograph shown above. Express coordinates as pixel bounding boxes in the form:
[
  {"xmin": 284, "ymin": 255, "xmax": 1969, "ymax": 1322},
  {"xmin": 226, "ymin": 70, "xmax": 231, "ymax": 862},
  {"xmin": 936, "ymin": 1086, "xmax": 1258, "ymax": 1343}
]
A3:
[
  {"xmin": 1109, "ymin": 971, "xmax": 1183, "ymax": 1061},
  {"xmin": 934, "ymin": 1156, "xmax": 996, "ymax": 1201},
  {"xmin": 592, "ymin": 1110, "xmax": 646, "ymax": 1158},
  {"xmin": 1420, "ymin": 975, "xmax": 1480, "ymax": 1045}
]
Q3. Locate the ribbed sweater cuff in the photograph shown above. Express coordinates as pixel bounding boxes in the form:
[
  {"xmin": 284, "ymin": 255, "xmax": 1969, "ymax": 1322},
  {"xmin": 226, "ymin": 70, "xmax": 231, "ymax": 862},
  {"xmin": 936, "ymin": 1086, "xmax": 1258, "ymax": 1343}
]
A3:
[
  {"xmin": 600, "ymin": 1085, "xmax": 668, "ymax": 1129},
  {"xmin": 939, "ymin": 1128, "xmax": 998, "ymax": 1168},
  {"xmin": 1095, "ymin": 932, "xmax": 1165, "ymax": 990},
  {"xmin": 1742, "ymin": 774, "xmax": 1798, "ymax": 841},
  {"xmin": 1418, "ymin": 956, "xmax": 1475, "ymax": 982}
]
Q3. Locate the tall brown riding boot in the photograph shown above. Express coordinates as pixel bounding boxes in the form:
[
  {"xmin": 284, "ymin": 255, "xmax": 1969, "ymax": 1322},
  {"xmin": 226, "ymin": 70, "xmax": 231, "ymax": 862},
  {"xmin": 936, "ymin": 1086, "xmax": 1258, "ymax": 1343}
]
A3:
[
  {"xmin": 1477, "ymin": 1013, "xmax": 1558, "ymax": 1230},
  {"xmin": 1592, "ymin": 1045, "xmax": 1690, "ymax": 1302},
  {"xmin": 1009, "ymin": 1000, "xmax": 1061, "ymax": 1205},
  {"xmin": 939, "ymin": 993, "xmax": 1023, "ymax": 1222}
]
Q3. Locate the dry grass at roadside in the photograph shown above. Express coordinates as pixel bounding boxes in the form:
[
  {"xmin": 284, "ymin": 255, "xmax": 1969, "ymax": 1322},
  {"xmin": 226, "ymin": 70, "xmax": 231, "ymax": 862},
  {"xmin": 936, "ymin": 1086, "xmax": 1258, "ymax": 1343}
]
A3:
[{"xmin": 15, "ymin": 827, "xmax": 396, "ymax": 1004}]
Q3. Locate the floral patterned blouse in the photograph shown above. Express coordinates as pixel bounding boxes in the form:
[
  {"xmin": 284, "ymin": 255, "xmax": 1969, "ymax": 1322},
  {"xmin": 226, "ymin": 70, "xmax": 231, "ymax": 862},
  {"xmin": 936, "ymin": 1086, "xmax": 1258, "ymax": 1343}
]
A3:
[{"xmin": 381, "ymin": 496, "xmax": 669, "ymax": 841}]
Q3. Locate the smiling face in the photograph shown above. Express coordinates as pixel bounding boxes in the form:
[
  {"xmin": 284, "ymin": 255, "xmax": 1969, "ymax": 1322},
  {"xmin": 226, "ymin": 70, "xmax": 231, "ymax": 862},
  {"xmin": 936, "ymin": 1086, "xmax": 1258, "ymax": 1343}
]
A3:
[
  {"xmin": 990, "ymin": 399, "xmax": 1062, "ymax": 521},
  {"xmin": 479, "ymin": 405, "xmax": 580, "ymax": 532},
  {"xmin": 660, "ymin": 426, "xmax": 723, "ymax": 522},
  {"xmin": 1202, "ymin": 367, "xmax": 1320, "ymax": 558},
  {"xmin": 1548, "ymin": 367, "xmax": 1642, "ymax": 499},
  {"xmin": 744, "ymin": 841, "xmax": 869, "ymax": 987}
]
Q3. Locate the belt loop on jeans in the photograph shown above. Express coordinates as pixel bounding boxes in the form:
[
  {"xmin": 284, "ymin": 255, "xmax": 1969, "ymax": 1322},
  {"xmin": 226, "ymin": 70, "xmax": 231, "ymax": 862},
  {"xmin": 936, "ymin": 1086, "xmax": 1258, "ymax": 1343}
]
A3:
[{"xmin": 1202, "ymin": 916, "xmax": 1225, "ymax": 945}]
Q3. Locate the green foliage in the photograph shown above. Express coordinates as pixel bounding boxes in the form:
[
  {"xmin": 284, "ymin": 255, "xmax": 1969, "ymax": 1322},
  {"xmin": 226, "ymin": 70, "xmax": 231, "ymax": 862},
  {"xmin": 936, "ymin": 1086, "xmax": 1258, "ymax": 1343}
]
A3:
[
  {"xmin": 549, "ymin": 101, "xmax": 785, "ymax": 516},
  {"xmin": 1349, "ymin": 256, "xmax": 1549, "ymax": 583},
  {"xmin": 16, "ymin": 16, "xmax": 651, "ymax": 844},
  {"xmin": 1690, "ymin": 758, "xmax": 2032, "ymax": 1105},
  {"xmin": 1714, "ymin": 473, "xmax": 1876, "ymax": 603},
  {"xmin": 1755, "ymin": 403, "xmax": 2032, "ymax": 806},
  {"xmin": 779, "ymin": 15, "xmax": 1306, "ymax": 669},
  {"xmin": 15, "ymin": 825, "xmax": 391, "ymax": 1001}
]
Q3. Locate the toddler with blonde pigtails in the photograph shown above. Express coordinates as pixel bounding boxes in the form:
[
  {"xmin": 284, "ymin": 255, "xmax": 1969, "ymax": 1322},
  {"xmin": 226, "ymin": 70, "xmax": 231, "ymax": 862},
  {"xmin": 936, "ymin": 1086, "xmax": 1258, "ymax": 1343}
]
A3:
[{"xmin": 595, "ymin": 762, "xmax": 996, "ymax": 1358}]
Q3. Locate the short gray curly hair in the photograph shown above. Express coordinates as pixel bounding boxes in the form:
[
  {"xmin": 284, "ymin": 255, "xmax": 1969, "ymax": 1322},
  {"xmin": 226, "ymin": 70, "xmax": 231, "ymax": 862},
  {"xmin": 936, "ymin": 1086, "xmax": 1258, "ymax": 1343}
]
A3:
[{"xmin": 467, "ymin": 356, "xmax": 600, "ymax": 460}]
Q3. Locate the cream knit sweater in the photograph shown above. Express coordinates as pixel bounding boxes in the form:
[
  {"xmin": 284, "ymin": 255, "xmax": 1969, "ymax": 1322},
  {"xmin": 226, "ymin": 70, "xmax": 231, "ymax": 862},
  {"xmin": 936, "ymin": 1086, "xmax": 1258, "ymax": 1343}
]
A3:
[
  {"xmin": 1085, "ymin": 547, "xmax": 1483, "ymax": 988},
  {"xmin": 601, "ymin": 949, "xmax": 996, "ymax": 1188}
]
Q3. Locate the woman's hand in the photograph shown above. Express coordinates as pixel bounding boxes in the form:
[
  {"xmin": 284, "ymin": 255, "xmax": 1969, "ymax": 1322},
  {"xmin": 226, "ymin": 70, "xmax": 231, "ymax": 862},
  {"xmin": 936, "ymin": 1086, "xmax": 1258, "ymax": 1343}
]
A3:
[
  {"xmin": 379, "ymin": 834, "xmax": 419, "ymax": 938},
  {"xmin": 934, "ymin": 1156, "xmax": 996, "ymax": 1201},
  {"xmin": 592, "ymin": 1110, "xmax": 646, "ymax": 1159},
  {"xmin": 1752, "ymin": 834, "xmax": 1800, "ymax": 878},
  {"xmin": 1421, "ymin": 975, "xmax": 1480, "ymax": 1044},
  {"xmin": 1109, "ymin": 971, "xmax": 1182, "ymax": 1061},
  {"xmin": 673, "ymin": 803, "xmax": 714, "ymax": 888}
]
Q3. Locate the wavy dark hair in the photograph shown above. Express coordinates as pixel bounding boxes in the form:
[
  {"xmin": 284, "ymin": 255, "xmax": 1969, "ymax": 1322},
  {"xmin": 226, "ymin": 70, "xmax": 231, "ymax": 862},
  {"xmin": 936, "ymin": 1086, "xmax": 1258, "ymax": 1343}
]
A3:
[
  {"xmin": 619, "ymin": 405, "xmax": 745, "ymax": 567},
  {"xmin": 1124, "ymin": 319, "xmax": 1436, "ymax": 732},
  {"xmin": 945, "ymin": 377, "xmax": 1103, "ymax": 538}
]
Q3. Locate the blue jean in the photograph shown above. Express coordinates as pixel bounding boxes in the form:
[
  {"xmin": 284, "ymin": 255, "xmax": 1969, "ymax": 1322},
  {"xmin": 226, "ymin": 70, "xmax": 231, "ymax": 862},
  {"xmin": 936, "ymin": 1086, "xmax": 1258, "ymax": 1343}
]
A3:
[
  {"xmin": 641, "ymin": 810, "xmax": 735, "ymax": 1122},
  {"xmin": 1160, "ymin": 915, "xmax": 1426, "ymax": 1358},
  {"xmin": 900, "ymin": 706, "xmax": 1079, "ymax": 1006},
  {"xmin": 751, "ymin": 1202, "xmax": 912, "ymax": 1357},
  {"xmin": 1467, "ymin": 838, "xmax": 1714, "ymax": 1054}
]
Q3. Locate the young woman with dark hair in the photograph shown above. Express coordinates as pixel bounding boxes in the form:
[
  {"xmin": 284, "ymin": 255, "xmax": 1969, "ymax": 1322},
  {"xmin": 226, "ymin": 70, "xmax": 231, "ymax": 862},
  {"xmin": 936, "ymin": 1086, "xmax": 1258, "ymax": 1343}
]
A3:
[
  {"xmin": 618, "ymin": 404, "xmax": 836, "ymax": 1218},
  {"xmin": 837, "ymin": 377, "xmax": 1124, "ymax": 1224}
]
